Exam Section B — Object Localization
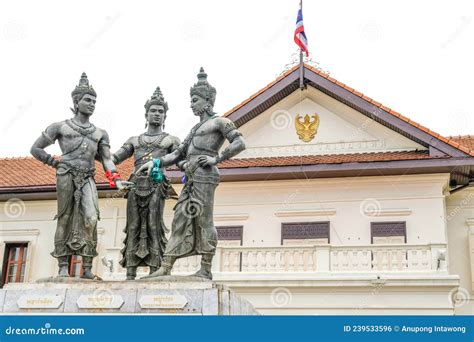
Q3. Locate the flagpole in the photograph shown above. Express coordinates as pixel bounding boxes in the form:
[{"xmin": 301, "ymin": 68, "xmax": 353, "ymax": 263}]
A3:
[{"xmin": 299, "ymin": 0, "xmax": 305, "ymax": 90}]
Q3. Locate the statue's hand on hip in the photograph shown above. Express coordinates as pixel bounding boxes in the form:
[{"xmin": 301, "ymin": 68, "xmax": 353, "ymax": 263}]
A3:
[
  {"xmin": 197, "ymin": 155, "xmax": 217, "ymax": 167},
  {"xmin": 135, "ymin": 160, "xmax": 153, "ymax": 175}
]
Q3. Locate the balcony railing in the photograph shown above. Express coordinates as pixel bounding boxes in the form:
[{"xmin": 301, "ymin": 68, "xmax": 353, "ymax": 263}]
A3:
[{"xmin": 170, "ymin": 243, "xmax": 447, "ymax": 274}]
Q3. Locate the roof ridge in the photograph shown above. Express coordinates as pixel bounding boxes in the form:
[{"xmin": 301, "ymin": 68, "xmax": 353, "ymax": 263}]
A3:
[{"xmin": 448, "ymin": 134, "xmax": 474, "ymax": 139}]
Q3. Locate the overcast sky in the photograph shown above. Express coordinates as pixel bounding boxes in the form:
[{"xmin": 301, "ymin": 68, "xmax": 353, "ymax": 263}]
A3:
[{"xmin": 1, "ymin": 0, "xmax": 473, "ymax": 157}]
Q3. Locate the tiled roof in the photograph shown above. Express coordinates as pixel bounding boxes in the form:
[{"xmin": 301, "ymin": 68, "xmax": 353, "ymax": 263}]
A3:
[
  {"xmin": 217, "ymin": 150, "xmax": 436, "ymax": 169},
  {"xmin": 449, "ymin": 135, "xmax": 474, "ymax": 150},
  {"xmin": 0, "ymin": 157, "xmax": 135, "ymax": 189},
  {"xmin": 0, "ymin": 150, "xmax": 442, "ymax": 189},
  {"xmin": 224, "ymin": 64, "xmax": 474, "ymax": 157}
]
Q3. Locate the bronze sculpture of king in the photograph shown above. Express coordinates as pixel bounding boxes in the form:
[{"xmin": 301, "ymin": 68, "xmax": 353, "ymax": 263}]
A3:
[
  {"xmin": 138, "ymin": 68, "xmax": 246, "ymax": 280},
  {"xmin": 113, "ymin": 87, "xmax": 180, "ymax": 280},
  {"xmin": 30, "ymin": 73, "xmax": 129, "ymax": 279}
]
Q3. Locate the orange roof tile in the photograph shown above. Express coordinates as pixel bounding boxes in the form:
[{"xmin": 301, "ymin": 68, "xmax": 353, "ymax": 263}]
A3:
[
  {"xmin": 0, "ymin": 151, "xmax": 442, "ymax": 190},
  {"xmin": 449, "ymin": 135, "xmax": 474, "ymax": 150}
]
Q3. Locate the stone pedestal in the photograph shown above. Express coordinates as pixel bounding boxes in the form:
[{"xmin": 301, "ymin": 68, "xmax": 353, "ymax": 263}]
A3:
[{"xmin": 0, "ymin": 276, "xmax": 258, "ymax": 315}]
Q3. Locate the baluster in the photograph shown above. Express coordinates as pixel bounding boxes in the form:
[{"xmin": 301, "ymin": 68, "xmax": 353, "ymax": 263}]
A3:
[
  {"xmin": 421, "ymin": 250, "xmax": 430, "ymax": 270},
  {"xmin": 269, "ymin": 251, "xmax": 276, "ymax": 272},
  {"xmin": 342, "ymin": 251, "xmax": 349, "ymax": 270},
  {"xmin": 241, "ymin": 251, "xmax": 249, "ymax": 272},
  {"xmin": 409, "ymin": 250, "xmax": 418, "ymax": 269},
  {"xmin": 312, "ymin": 249, "xmax": 317, "ymax": 271},
  {"xmin": 264, "ymin": 251, "xmax": 271, "ymax": 271},
  {"xmin": 298, "ymin": 251, "xmax": 305, "ymax": 271},
  {"xmin": 361, "ymin": 251, "xmax": 370, "ymax": 270},
  {"xmin": 303, "ymin": 250, "xmax": 309, "ymax": 271},
  {"xmin": 234, "ymin": 251, "xmax": 240, "ymax": 272},
  {"xmin": 275, "ymin": 251, "xmax": 283, "ymax": 271},
  {"xmin": 331, "ymin": 251, "xmax": 339, "ymax": 271},
  {"xmin": 372, "ymin": 249, "xmax": 378, "ymax": 270},
  {"xmin": 223, "ymin": 251, "xmax": 230, "ymax": 272}
]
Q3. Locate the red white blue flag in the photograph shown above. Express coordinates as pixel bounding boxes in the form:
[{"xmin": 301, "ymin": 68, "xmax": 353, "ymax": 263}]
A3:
[{"xmin": 294, "ymin": 0, "xmax": 309, "ymax": 56}]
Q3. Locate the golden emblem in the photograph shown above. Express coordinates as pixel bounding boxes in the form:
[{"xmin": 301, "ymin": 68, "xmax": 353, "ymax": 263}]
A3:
[{"xmin": 295, "ymin": 114, "xmax": 320, "ymax": 142}]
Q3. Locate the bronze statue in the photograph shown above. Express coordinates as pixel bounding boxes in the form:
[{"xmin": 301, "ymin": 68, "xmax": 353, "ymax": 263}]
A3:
[
  {"xmin": 113, "ymin": 87, "xmax": 180, "ymax": 280},
  {"xmin": 30, "ymin": 73, "xmax": 130, "ymax": 279},
  {"xmin": 137, "ymin": 68, "xmax": 246, "ymax": 280}
]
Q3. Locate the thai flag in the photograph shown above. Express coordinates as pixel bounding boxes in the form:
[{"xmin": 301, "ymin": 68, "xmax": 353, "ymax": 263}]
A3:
[{"xmin": 294, "ymin": 0, "xmax": 309, "ymax": 57}]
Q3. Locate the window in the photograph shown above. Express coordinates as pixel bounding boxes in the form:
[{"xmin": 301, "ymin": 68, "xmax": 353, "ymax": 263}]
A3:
[
  {"xmin": 216, "ymin": 226, "xmax": 243, "ymax": 246},
  {"xmin": 371, "ymin": 222, "xmax": 406, "ymax": 244},
  {"xmin": 281, "ymin": 222, "xmax": 330, "ymax": 245},
  {"xmin": 2, "ymin": 243, "xmax": 28, "ymax": 286},
  {"xmin": 69, "ymin": 255, "xmax": 83, "ymax": 278},
  {"xmin": 216, "ymin": 226, "xmax": 243, "ymax": 272}
]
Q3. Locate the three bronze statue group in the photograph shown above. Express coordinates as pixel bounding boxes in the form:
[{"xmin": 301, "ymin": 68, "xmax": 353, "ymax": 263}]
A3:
[{"xmin": 30, "ymin": 68, "xmax": 246, "ymax": 281}]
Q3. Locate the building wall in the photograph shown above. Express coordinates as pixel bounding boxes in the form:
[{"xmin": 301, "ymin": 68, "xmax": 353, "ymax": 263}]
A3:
[
  {"xmin": 0, "ymin": 173, "xmax": 465, "ymax": 315},
  {"xmin": 446, "ymin": 186, "xmax": 474, "ymax": 315}
]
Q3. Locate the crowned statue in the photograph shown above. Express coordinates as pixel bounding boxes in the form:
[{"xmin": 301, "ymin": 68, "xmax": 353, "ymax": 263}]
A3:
[
  {"xmin": 30, "ymin": 73, "xmax": 130, "ymax": 279},
  {"xmin": 137, "ymin": 68, "xmax": 246, "ymax": 280},
  {"xmin": 113, "ymin": 87, "xmax": 180, "ymax": 280}
]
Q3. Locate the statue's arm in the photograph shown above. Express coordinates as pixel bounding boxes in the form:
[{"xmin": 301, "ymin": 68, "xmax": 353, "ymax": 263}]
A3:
[
  {"xmin": 30, "ymin": 122, "xmax": 62, "ymax": 168},
  {"xmin": 112, "ymin": 137, "xmax": 135, "ymax": 165},
  {"xmin": 98, "ymin": 131, "xmax": 118, "ymax": 172},
  {"xmin": 215, "ymin": 119, "xmax": 246, "ymax": 163},
  {"xmin": 167, "ymin": 136, "xmax": 187, "ymax": 170},
  {"xmin": 161, "ymin": 149, "xmax": 183, "ymax": 167},
  {"xmin": 97, "ymin": 130, "xmax": 127, "ymax": 189}
]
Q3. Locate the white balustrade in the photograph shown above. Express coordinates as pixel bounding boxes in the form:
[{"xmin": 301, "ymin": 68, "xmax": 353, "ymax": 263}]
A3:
[
  {"xmin": 216, "ymin": 243, "xmax": 440, "ymax": 273},
  {"xmin": 330, "ymin": 244, "xmax": 433, "ymax": 272},
  {"xmin": 220, "ymin": 246, "xmax": 317, "ymax": 273}
]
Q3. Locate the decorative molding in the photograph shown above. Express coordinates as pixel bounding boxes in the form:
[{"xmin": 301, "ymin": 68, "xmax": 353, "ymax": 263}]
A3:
[
  {"xmin": 364, "ymin": 208, "xmax": 412, "ymax": 217},
  {"xmin": 237, "ymin": 140, "xmax": 389, "ymax": 158},
  {"xmin": 214, "ymin": 214, "xmax": 249, "ymax": 221},
  {"xmin": 466, "ymin": 218, "xmax": 474, "ymax": 232},
  {"xmin": 0, "ymin": 229, "xmax": 40, "ymax": 237},
  {"xmin": 275, "ymin": 209, "xmax": 336, "ymax": 217}
]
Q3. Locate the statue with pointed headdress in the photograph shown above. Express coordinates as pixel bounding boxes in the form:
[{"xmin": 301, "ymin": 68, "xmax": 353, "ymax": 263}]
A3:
[
  {"xmin": 30, "ymin": 73, "xmax": 129, "ymax": 279},
  {"xmin": 137, "ymin": 68, "xmax": 246, "ymax": 280},
  {"xmin": 112, "ymin": 87, "xmax": 180, "ymax": 280}
]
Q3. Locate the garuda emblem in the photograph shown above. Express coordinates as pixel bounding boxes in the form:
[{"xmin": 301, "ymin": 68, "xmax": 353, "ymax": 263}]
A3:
[{"xmin": 295, "ymin": 114, "xmax": 320, "ymax": 142}]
